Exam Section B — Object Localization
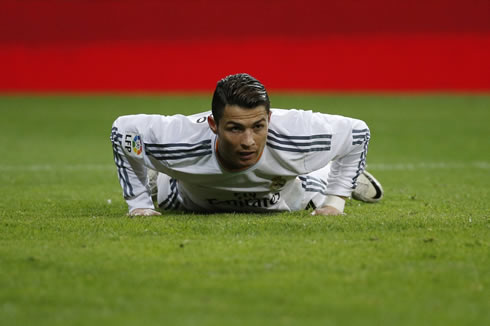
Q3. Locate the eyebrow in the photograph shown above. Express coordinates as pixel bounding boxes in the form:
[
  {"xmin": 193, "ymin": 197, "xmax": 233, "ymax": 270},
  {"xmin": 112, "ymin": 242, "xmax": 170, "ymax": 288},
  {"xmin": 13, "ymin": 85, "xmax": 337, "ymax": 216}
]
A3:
[{"xmin": 225, "ymin": 118, "xmax": 266, "ymax": 126}]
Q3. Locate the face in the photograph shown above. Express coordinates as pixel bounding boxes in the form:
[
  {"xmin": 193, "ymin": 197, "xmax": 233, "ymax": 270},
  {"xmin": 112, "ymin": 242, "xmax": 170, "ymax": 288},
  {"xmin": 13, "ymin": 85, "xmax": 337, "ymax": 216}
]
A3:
[{"xmin": 208, "ymin": 105, "xmax": 271, "ymax": 171}]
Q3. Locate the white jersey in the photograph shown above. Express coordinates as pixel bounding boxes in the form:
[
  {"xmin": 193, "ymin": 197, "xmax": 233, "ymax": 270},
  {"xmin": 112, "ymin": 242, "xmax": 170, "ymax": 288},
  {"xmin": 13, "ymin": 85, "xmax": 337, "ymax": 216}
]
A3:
[{"xmin": 111, "ymin": 108, "xmax": 370, "ymax": 213}]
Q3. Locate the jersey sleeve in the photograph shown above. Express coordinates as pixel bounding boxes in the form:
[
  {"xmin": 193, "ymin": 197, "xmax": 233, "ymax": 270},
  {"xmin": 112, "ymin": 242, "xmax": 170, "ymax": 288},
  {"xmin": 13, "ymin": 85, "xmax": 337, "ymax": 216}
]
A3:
[
  {"xmin": 110, "ymin": 112, "xmax": 213, "ymax": 213},
  {"xmin": 110, "ymin": 115, "xmax": 158, "ymax": 212},
  {"xmin": 267, "ymin": 109, "xmax": 370, "ymax": 198},
  {"xmin": 310, "ymin": 112, "xmax": 370, "ymax": 197}
]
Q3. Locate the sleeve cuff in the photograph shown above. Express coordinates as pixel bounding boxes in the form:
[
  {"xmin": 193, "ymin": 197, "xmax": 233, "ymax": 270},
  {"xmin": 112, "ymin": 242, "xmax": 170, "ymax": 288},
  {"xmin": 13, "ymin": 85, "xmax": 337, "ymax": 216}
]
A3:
[
  {"xmin": 323, "ymin": 195, "xmax": 346, "ymax": 212},
  {"xmin": 126, "ymin": 191, "xmax": 155, "ymax": 212}
]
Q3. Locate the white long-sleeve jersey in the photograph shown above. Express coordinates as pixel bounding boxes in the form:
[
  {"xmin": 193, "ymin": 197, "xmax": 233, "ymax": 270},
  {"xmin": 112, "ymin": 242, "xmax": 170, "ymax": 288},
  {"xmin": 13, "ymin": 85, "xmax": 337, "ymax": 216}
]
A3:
[{"xmin": 110, "ymin": 108, "xmax": 370, "ymax": 213}]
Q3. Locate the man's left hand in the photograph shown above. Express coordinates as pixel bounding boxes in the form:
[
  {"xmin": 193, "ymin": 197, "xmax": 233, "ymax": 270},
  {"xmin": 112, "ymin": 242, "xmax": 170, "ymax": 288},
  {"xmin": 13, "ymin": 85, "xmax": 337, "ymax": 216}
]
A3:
[
  {"xmin": 129, "ymin": 208, "xmax": 162, "ymax": 217},
  {"xmin": 311, "ymin": 205, "xmax": 344, "ymax": 216}
]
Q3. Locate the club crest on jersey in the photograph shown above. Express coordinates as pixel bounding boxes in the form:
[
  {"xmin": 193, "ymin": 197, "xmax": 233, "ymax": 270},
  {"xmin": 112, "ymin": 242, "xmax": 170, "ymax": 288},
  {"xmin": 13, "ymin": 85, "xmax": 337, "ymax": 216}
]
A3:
[
  {"xmin": 124, "ymin": 133, "xmax": 143, "ymax": 157},
  {"xmin": 270, "ymin": 176, "xmax": 286, "ymax": 191}
]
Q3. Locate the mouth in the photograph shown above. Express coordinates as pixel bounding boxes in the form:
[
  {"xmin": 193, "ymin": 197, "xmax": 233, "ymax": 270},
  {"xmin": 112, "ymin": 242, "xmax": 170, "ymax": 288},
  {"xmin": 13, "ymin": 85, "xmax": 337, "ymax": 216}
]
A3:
[{"xmin": 238, "ymin": 151, "xmax": 256, "ymax": 161}]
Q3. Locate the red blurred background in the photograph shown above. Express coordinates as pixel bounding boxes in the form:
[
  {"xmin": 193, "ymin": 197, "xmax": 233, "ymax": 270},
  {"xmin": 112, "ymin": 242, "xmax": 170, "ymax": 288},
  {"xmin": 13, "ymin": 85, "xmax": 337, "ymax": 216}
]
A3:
[{"xmin": 1, "ymin": 0, "xmax": 489, "ymax": 92}]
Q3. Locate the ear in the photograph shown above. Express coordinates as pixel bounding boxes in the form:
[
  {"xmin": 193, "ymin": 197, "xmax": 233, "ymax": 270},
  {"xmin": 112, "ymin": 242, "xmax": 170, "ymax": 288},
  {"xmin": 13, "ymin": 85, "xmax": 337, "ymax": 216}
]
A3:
[
  {"xmin": 268, "ymin": 110, "xmax": 272, "ymax": 122},
  {"xmin": 208, "ymin": 115, "xmax": 218, "ymax": 134}
]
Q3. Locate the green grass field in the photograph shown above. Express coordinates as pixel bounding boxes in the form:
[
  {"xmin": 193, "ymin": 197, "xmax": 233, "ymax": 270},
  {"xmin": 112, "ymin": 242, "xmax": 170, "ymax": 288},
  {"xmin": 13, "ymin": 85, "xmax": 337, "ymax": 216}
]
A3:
[{"xmin": 0, "ymin": 94, "xmax": 489, "ymax": 326}]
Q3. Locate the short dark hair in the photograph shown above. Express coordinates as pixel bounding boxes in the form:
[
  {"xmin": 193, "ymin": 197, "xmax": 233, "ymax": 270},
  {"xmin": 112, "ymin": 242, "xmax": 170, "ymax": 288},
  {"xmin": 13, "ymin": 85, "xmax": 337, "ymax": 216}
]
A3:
[{"xmin": 211, "ymin": 73, "xmax": 270, "ymax": 123}]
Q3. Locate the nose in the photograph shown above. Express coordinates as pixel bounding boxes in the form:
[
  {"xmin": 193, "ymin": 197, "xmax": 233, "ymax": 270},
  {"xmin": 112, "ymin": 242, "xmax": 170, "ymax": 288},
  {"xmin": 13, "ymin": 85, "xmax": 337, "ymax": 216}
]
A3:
[{"xmin": 241, "ymin": 129, "xmax": 255, "ymax": 148}]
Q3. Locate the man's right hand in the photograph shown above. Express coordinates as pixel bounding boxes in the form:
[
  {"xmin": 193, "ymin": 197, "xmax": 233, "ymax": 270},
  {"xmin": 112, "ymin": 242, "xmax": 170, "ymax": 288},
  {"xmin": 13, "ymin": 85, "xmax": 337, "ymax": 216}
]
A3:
[{"xmin": 129, "ymin": 208, "xmax": 162, "ymax": 216}]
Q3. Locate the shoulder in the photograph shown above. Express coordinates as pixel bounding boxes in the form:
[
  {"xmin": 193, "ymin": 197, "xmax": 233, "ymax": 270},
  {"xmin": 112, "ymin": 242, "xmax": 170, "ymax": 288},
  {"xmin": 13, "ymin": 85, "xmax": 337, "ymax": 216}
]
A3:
[
  {"xmin": 269, "ymin": 108, "xmax": 311, "ymax": 133},
  {"xmin": 265, "ymin": 109, "xmax": 332, "ymax": 171},
  {"xmin": 127, "ymin": 111, "xmax": 213, "ymax": 143},
  {"xmin": 270, "ymin": 108, "xmax": 368, "ymax": 136},
  {"xmin": 265, "ymin": 108, "xmax": 369, "ymax": 170},
  {"xmin": 268, "ymin": 108, "xmax": 335, "ymax": 139},
  {"xmin": 142, "ymin": 111, "xmax": 214, "ymax": 160},
  {"xmin": 114, "ymin": 111, "xmax": 214, "ymax": 163}
]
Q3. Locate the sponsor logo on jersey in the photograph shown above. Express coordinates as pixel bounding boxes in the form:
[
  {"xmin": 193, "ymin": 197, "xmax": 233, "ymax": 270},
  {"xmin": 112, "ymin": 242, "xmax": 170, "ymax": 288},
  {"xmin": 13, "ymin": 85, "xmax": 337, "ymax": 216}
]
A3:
[
  {"xmin": 207, "ymin": 192, "xmax": 280, "ymax": 209},
  {"xmin": 124, "ymin": 133, "xmax": 143, "ymax": 157}
]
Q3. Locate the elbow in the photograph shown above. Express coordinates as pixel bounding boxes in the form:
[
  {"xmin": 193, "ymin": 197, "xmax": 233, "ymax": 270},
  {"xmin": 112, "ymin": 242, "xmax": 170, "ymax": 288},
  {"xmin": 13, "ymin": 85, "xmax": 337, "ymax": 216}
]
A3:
[
  {"xmin": 356, "ymin": 119, "xmax": 370, "ymax": 133},
  {"xmin": 111, "ymin": 117, "xmax": 124, "ymax": 144},
  {"xmin": 352, "ymin": 119, "xmax": 370, "ymax": 146}
]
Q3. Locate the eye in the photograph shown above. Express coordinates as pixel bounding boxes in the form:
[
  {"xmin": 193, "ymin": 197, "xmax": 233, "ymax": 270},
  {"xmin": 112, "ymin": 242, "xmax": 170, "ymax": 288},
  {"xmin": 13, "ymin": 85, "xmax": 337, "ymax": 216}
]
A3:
[
  {"xmin": 254, "ymin": 124, "xmax": 264, "ymax": 130},
  {"xmin": 228, "ymin": 126, "xmax": 242, "ymax": 133}
]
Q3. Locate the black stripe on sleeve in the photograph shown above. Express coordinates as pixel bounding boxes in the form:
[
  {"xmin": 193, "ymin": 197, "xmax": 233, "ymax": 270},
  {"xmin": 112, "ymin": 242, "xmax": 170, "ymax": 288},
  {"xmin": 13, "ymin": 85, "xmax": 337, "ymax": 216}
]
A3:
[
  {"xmin": 148, "ymin": 150, "xmax": 213, "ymax": 161},
  {"xmin": 352, "ymin": 134, "xmax": 368, "ymax": 139},
  {"xmin": 298, "ymin": 176, "xmax": 327, "ymax": 190},
  {"xmin": 145, "ymin": 139, "xmax": 213, "ymax": 161},
  {"xmin": 301, "ymin": 184, "xmax": 327, "ymax": 195},
  {"xmin": 352, "ymin": 131, "xmax": 370, "ymax": 146},
  {"xmin": 267, "ymin": 134, "xmax": 331, "ymax": 147},
  {"xmin": 112, "ymin": 143, "xmax": 134, "ymax": 197},
  {"xmin": 266, "ymin": 142, "xmax": 331, "ymax": 153},
  {"xmin": 159, "ymin": 179, "xmax": 179, "ymax": 210},
  {"xmin": 145, "ymin": 139, "xmax": 211, "ymax": 149},
  {"xmin": 111, "ymin": 126, "xmax": 134, "ymax": 198},
  {"xmin": 351, "ymin": 134, "xmax": 370, "ymax": 188},
  {"xmin": 268, "ymin": 129, "xmax": 332, "ymax": 140},
  {"xmin": 146, "ymin": 143, "xmax": 210, "ymax": 155}
]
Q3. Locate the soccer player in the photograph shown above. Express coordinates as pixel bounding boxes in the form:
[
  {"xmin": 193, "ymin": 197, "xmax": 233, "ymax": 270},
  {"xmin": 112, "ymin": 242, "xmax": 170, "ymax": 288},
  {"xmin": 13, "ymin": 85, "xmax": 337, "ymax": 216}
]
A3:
[{"xmin": 110, "ymin": 73, "xmax": 383, "ymax": 216}]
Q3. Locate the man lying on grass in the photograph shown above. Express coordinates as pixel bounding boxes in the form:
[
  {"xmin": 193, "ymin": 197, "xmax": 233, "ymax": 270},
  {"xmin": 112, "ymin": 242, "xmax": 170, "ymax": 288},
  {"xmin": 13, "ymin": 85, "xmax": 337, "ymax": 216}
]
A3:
[{"xmin": 110, "ymin": 73, "xmax": 383, "ymax": 216}]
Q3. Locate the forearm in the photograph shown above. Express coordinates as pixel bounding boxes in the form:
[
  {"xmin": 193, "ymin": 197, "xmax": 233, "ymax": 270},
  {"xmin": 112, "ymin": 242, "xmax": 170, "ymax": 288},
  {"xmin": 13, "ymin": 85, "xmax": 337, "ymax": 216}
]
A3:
[
  {"xmin": 111, "ymin": 118, "xmax": 154, "ymax": 212},
  {"xmin": 327, "ymin": 127, "xmax": 370, "ymax": 198}
]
